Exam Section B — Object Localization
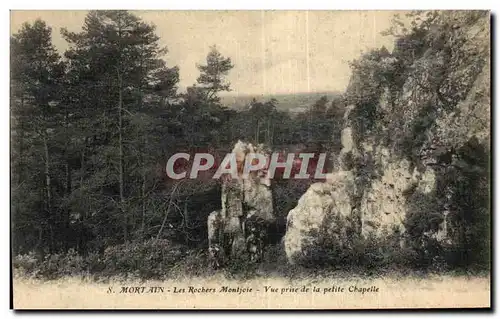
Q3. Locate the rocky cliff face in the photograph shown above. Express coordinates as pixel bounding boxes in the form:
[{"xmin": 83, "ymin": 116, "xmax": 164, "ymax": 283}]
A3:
[{"xmin": 283, "ymin": 11, "xmax": 490, "ymax": 267}]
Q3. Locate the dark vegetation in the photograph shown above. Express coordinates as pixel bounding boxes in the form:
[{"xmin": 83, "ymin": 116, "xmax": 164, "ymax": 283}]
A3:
[
  {"xmin": 11, "ymin": 10, "xmax": 342, "ymax": 279},
  {"xmin": 11, "ymin": 10, "xmax": 490, "ymax": 280},
  {"xmin": 340, "ymin": 10, "xmax": 490, "ymax": 271}
]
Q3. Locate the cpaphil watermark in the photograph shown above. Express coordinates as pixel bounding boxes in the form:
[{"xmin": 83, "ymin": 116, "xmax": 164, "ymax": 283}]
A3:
[{"xmin": 165, "ymin": 152, "xmax": 330, "ymax": 180}]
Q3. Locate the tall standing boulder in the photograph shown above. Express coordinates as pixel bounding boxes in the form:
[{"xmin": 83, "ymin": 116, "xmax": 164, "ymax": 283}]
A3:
[{"xmin": 208, "ymin": 140, "xmax": 275, "ymax": 266}]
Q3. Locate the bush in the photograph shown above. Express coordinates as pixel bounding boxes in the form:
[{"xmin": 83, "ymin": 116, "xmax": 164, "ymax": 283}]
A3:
[
  {"xmin": 13, "ymin": 250, "xmax": 87, "ymax": 279},
  {"xmin": 13, "ymin": 239, "xmax": 188, "ymax": 280},
  {"xmin": 101, "ymin": 238, "xmax": 186, "ymax": 280},
  {"xmin": 12, "ymin": 251, "xmax": 39, "ymax": 277},
  {"xmin": 168, "ymin": 249, "xmax": 216, "ymax": 278}
]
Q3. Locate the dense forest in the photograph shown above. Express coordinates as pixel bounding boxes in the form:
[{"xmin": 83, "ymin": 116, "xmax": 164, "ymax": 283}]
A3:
[{"xmin": 11, "ymin": 10, "xmax": 490, "ymax": 280}]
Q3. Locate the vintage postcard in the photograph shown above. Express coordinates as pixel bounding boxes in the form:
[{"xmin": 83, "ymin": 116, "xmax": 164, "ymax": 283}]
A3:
[{"xmin": 10, "ymin": 9, "xmax": 491, "ymax": 310}]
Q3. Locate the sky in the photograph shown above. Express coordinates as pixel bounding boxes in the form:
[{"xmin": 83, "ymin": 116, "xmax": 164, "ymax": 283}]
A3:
[{"xmin": 10, "ymin": 10, "xmax": 401, "ymax": 96}]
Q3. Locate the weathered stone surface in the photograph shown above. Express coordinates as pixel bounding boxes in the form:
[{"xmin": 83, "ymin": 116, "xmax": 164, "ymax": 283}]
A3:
[
  {"xmin": 208, "ymin": 140, "xmax": 275, "ymax": 266},
  {"xmin": 282, "ymin": 11, "xmax": 489, "ymax": 266},
  {"xmin": 283, "ymin": 171, "xmax": 356, "ymax": 265},
  {"xmin": 359, "ymin": 156, "xmax": 436, "ymax": 240},
  {"xmin": 221, "ymin": 181, "xmax": 244, "ymax": 218},
  {"xmin": 221, "ymin": 140, "xmax": 275, "ymax": 223}
]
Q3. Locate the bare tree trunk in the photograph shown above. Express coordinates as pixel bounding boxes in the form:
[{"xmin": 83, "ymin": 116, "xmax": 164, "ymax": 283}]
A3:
[
  {"xmin": 256, "ymin": 120, "xmax": 260, "ymax": 144},
  {"xmin": 138, "ymin": 51, "xmax": 147, "ymax": 238},
  {"xmin": 43, "ymin": 131, "xmax": 53, "ymax": 252},
  {"xmin": 156, "ymin": 182, "xmax": 181, "ymax": 243},
  {"xmin": 17, "ymin": 96, "xmax": 25, "ymax": 184},
  {"xmin": 141, "ymin": 177, "xmax": 146, "ymax": 234},
  {"xmin": 63, "ymin": 107, "xmax": 72, "ymax": 251},
  {"xmin": 270, "ymin": 119, "xmax": 274, "ymax": 146},
  {"xmin": 12, "ymin": 96, "xmax": 25, "ymax": 255},
  {"xmin": 64, "ymin": 160, "xmax": 71, "ymax": 250},
  {"xmin": 267, "ymin": 117, "xmax": 271, "ymax": 145},
  {"xmin": 80, "ymin": 140, "xmax": 86, "ymax": 187},
  {"xmin": 36, "ymin": 227, "xmax": 44, "ymax": 258},
  {"xmin": 141, "ymin": 154, "xmax": 146, "ymax": 237},
  {"xmin": 43, "ymin": 134, "xmax": 51, "ymax": 213},
  {"xmin": 118, "ymin": 69, "xmax": 127, "ymax": 243},
  {"xmin": 182, "ymin": 201, "xmax": 189, "ymax": 245}
]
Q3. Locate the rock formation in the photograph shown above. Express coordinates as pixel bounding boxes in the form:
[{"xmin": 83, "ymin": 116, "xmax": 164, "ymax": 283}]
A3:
[
  {"xmin": 283, "ymin": 11, "xmax": 490, "ymax": 266},
  {"xmin": 208, "ymin": 140, "xmax": 275, "ymax": 267},
  {"xmin": 283, "ymin": 171, "xmax": 357, "ymax": 265},
  {"xmin": 283, "ymin": 119, "xmax": 362, "ymax": 265}
]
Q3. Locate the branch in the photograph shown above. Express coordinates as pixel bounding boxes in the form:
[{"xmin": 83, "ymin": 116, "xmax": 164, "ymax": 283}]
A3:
[
  {"xmin": 122, "ymin": 107, "xmax": 135, "ymax": 117},
  {"xmin": 155, "ymin": 181, "xmax": 182, "ymax": 243}
]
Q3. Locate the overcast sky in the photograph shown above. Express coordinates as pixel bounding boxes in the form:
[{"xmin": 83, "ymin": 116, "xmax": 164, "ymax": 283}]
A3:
[{"xmin": 11, "ymin": 10, "xmax": 401, "ymax": 96}]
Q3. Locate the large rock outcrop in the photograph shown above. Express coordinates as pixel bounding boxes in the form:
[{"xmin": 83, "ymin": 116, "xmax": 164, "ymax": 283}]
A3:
[
  {"xmin": 283, "ymin": 118, "xmax": 362, "ymax": 265},
  {"xmin": 284, "ymin": 11, "xmax": 490, "ymax": 266},
  {"xmin": 283, "ymin": 171, "xmax": 357, "ymax": 265},
  {"xmin": 208, "ymin": 140, "xmax": 275, "ymax": 267}
]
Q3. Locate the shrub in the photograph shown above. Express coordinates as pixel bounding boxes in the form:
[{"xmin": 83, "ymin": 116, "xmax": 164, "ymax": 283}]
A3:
[
  {"xmin": 33, "ymin": 249, "xmax": 87, "ymax": 279},
  {"xmin": 12, "ymin": 251, "xmax": 39, "ymax": 277},
  {"xmin": 101, "ymin": 238, "xmax": 186, "ymax": 280},
  {"xmin": 168, "ymin": 249, "xmax": 216, "ymax": 278},
  {"xmin": 13, "ymin": 239, "xmax": 188, "ymax": 280}
]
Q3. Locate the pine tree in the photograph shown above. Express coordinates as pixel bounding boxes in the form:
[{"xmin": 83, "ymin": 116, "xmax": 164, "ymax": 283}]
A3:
[
  {"xmin": 196, "ymin": 45, "xmax": 234, "ymax": 103},
  {"xmin": 10, "ymin": 19, "xmax": 65, "ymax": 254},
  {"xmin": 62, "ymin": 10, "xmax": 179, "ymax": 244}
]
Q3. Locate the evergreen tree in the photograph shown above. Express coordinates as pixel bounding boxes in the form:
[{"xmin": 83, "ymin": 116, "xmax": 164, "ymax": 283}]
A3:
[
  {"xmin": 196, "ymin": 45, "xmax": 234, "ymax": 103},
  {"xmin": 62, "ymin": 10, "xmax": 179, "ymax": 244},
  {"xmin": 10, "ymin": 19, "xmax": 65, "ymax": 254}
]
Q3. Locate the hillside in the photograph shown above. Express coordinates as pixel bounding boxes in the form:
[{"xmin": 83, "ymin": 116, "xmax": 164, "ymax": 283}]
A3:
[{"xmin": 220, "ymin": 91, "xmax": 342, "ymax": 113}]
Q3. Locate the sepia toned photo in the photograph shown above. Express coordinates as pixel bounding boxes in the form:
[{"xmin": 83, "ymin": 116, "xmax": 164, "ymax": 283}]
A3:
[{"xmin": 10, "ymin": 9, "xmax": 491, "ymax": 310}]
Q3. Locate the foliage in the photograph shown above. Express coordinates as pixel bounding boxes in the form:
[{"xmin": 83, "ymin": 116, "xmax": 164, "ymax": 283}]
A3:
[
  {"xmin": 195, "ymin": 45, "xmax": 234, "ymax": 103},
  {"xmin": 344, "ymin": 10, "xmax": 490, "ymax": 271},
  {"xmin": 10, "ymin": 10, "xmax": 336, "ymax": 259},
  {"xmin": 10, "ymin": 10, "xmax": 490, "ymax": 279}
]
